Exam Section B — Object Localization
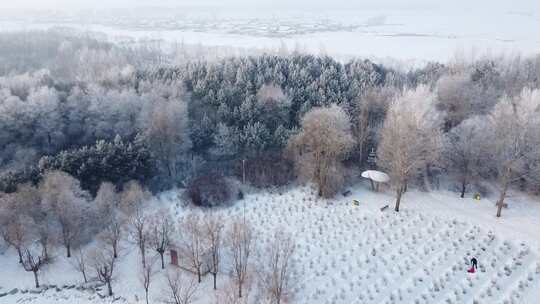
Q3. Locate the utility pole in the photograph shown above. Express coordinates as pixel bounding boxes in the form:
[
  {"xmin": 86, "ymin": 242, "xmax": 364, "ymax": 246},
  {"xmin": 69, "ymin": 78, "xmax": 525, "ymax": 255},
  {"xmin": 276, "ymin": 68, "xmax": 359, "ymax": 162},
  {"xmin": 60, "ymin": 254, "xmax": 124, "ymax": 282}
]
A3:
[{"xmin": 242, "ymin": 159, "xmax": 246, "ymax": 224}]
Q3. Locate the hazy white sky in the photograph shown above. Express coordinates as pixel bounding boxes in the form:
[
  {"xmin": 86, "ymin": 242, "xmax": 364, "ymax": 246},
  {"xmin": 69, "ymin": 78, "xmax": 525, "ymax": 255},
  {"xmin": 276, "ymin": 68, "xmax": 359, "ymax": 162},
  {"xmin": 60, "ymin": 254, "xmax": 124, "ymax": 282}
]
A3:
[{"xmin": 2, "ymin": 0, "xmax": 539, "ymax": 11}]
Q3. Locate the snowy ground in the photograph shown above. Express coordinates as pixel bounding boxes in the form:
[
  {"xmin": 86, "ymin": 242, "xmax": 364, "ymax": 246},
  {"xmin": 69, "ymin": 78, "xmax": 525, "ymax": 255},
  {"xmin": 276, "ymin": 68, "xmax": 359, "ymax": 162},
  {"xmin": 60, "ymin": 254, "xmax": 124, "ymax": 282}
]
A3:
[
  {"xmin": 1, "ymin": 8, "xmax": 540, "ymax": 63},
  {"xmin": 1, "ymin": 182, "xmax": 539, "ymax": 303}
]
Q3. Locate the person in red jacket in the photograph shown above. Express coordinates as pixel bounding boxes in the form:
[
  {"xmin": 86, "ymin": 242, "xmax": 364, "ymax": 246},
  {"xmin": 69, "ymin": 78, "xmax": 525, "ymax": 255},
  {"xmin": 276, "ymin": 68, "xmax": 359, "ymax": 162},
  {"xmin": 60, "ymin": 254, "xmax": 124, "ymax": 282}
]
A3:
[{"xmin": 467, "ymin": 257, "xmax": 478, "ymax": 273}]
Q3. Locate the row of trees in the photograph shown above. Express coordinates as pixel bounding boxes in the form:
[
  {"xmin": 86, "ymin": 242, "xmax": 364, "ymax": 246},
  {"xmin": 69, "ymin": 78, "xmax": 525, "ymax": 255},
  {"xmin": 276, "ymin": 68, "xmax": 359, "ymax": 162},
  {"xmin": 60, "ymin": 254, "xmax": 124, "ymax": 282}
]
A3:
[
  {"xmin": 288, "ymin": 85, "xmax": 540, "ymax": 217},
  {"xmin": 382, "ymin": 85, "xmax": 540, "ymax": 216},
  {"xmin": 0, "ymin": 171, "xmax": 151, "ymax": 263},
  {"xmin": 124, "ymin": 205, "xmax": 296, "ymax": 304},
  {"xmin": 0, "ymin": 170, "xmax": 297, "ymax": 304}
]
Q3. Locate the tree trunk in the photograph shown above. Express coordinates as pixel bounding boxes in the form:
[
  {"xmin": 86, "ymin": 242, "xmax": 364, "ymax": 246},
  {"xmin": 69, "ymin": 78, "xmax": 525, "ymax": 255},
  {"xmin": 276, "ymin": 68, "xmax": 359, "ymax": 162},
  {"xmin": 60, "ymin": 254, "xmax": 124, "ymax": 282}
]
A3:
[
  {"xmin": 141, "ymin": 247, "xmax": 146, "ymax": 268},
  {"xmin": 238, "ymin": 281, "xmax": 243, "ymax": 298},
  {"xmin": 107, "ymin": 281, "xmax": 113, "ymax": 296},
  {"xmin": 66, "ymin": 244, "xmax": 71, "ymax": 258},
  {"xmin": 33, "ymin": 271, "xmax": 40, "ymax": 288},
  {"xmin": 395, "ymin": 186, "xmax": 404, "ymax": 212},
  {"xmin": 167, "ymin": 164, "xmax": 173, "ymax": 178},
  {"xmin": 160, "ymin": 252, "xmax": 165, "ymax": 269},
  {"xmin": 17, "ymin": 247, "xmax": 23, "ymax": 264},
  {"xmin": 496, "ymin": 181, "xmax": 509, "ymax": 218},
  {"xmin": 423, "ymin": 165, "xmax": 432, "ymax": 192},
  {"xmin": 83, "ymin": 267, "xmax": 88, "ymax": 283},
  {"xmin": 213, "ymin": 273, "xmax": 217, "ymax": 290},
  {"xmin": 47, "ymin": 132, "xmax": 52, "ymax": 153},
  {"xmin": 316, "ymin": 163, "xmax": 323, "ymax": 197},
  {"xmin": 145, "ymin": 289, "xmax": 149, "ymax": 304},
  {"xmin": 112, "ymin": 243, "xmax": 118, "ymax": 259},
  {"xmin": 460, "ymin": 179, "xmax": 467, "ymax": 198},
  {"xmin": 197, "ymin": 268, "xmax": 201, "ymax": 283},
  {"xmin": 496, "ymin": 203, "xmax": 503, "ymax": 218},
  {"xmin": 41, "ymin": 243, "xmax": 49, "ymax": 262}
]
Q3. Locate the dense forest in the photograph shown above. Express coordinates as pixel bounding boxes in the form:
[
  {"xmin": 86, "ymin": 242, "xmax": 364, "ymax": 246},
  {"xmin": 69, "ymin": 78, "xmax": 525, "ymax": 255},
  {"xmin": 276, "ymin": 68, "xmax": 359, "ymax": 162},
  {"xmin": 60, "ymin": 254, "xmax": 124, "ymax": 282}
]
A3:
[{"xmin": 0, "ymin": 29, "xmax": 539, "ymax": 209}]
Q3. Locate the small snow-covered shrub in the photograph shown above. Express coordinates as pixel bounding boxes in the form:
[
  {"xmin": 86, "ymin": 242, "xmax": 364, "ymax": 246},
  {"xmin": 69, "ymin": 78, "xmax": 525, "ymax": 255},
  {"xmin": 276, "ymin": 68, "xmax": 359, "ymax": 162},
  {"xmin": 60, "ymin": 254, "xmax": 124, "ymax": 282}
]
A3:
[{"xmin": 186, "ymin": 173, "xmax": 234, "ymax": 207}]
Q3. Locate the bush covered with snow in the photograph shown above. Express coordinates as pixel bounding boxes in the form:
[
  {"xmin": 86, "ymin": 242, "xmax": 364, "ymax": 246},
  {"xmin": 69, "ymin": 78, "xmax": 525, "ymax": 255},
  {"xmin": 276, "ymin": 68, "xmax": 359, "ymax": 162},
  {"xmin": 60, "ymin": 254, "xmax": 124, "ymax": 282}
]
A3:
[{"xmin": 186, "ymin": 173, "xmax": 235, "ymax": 207}]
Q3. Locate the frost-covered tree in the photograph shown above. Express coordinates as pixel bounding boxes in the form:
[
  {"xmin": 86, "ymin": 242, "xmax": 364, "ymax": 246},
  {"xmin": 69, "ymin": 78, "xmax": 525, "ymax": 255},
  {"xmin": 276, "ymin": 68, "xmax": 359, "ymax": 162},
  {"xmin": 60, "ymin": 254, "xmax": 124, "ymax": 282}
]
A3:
[
  {"xmin": 144, "ymin": 96, "xmax": 191, "ymax": 185},
  {"xmin": 436, "ymin": 73, "xmax": 480, "ymax": 130},
  {"xmin": 39, "ymin": 171, "xmax": 89, "ymax": 258},
  {"xmin": 0, "ymin": 201, "xmax": 33, "ymax": 263},
  {"xmin": 99, "ymin": 217, "xmax": 124, "ymax": 260},
  {"xmin": 442, "ymin": 116, "xmax": 489, "ymax": 198},
  {"xmin": 0, "ymin": 183, "xmax": 54, "ymax": 262},
  {"xmin": 351, "ymin": 87, "xmax": 395, "ymax": 164},
  {"xmin": 228, "ymin": 219, "xmax": 254, "ymax": 299},
  {"xmin": 148, "ymin": 209, "xmax": 174, "ymax": 269},
  {"xmin": 287, "ymin": 105, "xmax": 355, "ymax": 198},
  {"xmin": 488, "ymin": 88, "xmax": 540, "ymax": 217},
  {"xmin": 214, "ymin": 123, "xmax": 240, "ymax": 157},
  {"xmin": 13, "ymin": 183, "xmax": 54, "ymax": 261},
  {"xmin": 140, "ymin": 257, "xmax": 156, "ymax": 304},
  {"xmin": 72, "ymin": 248, "xmax": 89, "ymax": 283},
  {"xmin": 377, "ymin": 86, "xmax": 442, "ymax": 211},
  {"xmin": 90, "ymin": 248, "xmax": 117, "ymax": 296},
  {"xmin": 164, "ymin": 269, "xmax": 198, "ymax": 304},
  {"xmin": 94, "ymin": 182, "xmax": 119, "ymax": 216},
  {"xmin": 95, "ymin": 182, "xmax": 124, "ymax": 259},
  {"xmin": 21, "ymin": 247, "xmax": 45, "ymax": 288},
  {"xmin": 130, "ymin": 208, "xmax": 149, "ymax": 268},
  {"xmin": 119, "ymin": 180, "xmax": 148, "ymax": 216},
  {"xmin": 258, "ymin": 231, "xmax": 297, "ymax": 304},
  {"xmin": 255, "ymin": 85, "xmax": 290, "ymax": 124},
  {"xmin": 526, "ymin": 112, "xmax": 540, "ymax": 193},
  {"xmin": 203, "ymin": 212, "xmax": 223, "ymax": 290},
  {"xmin": 26, "ymin": 86, "xmax": 64, "ymax": 153},
  {"xmin": 178, "ymin": 214, "xmax": 205, "ymax": 283}
]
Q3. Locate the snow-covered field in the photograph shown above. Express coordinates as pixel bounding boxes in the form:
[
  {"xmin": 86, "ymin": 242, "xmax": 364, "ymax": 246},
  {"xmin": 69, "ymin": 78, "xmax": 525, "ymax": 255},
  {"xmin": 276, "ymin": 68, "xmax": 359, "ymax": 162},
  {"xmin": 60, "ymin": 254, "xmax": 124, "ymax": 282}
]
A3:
[
  {"xmin": 1, "ymin": 8, "xmax": 540, "ymax": 63},
  {"xmin": 1, "ymin": 183, "xmax": 539, "ymax": 303}
]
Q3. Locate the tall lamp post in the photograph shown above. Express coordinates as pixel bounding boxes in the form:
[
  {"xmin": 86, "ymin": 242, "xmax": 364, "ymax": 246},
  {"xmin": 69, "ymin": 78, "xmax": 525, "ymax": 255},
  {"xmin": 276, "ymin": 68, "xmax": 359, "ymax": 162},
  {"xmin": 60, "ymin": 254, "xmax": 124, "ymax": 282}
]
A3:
[{"xmin": 242, "ymin": 159, "xmax": 246, "ymax": 223}]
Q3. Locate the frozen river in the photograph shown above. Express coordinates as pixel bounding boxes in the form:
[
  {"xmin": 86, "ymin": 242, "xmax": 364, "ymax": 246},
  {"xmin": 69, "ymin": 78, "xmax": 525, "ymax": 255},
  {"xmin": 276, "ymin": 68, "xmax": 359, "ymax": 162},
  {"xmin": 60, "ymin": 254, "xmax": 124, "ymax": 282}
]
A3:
[{"xmin": 1, "ymin": 8, "xmax": 539, "ymax": 63}]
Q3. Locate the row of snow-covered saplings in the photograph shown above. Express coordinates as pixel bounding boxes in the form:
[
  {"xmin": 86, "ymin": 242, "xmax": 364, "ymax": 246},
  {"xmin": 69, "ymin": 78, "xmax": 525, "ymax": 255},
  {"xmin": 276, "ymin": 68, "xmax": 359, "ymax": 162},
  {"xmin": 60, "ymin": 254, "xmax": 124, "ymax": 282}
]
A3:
[{"xmin": 265, "ymin": 194, "xmax": 530, "ymax": 304}]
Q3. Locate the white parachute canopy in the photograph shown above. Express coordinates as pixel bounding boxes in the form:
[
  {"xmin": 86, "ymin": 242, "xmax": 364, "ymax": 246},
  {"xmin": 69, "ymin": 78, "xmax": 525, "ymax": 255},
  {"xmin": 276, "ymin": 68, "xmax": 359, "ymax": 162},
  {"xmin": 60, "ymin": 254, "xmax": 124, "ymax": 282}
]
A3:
[{"xmin": 361, "ymin": 170, "xmax": 390, "ymax": 183}]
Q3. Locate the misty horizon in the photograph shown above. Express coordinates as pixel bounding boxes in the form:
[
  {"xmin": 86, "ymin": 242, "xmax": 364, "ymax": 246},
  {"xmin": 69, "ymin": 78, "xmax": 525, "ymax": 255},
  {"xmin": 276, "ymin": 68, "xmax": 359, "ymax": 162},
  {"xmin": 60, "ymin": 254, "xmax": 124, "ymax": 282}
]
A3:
[{"xmin": 1, "ymin": 0, "xmax": 539, "ymax": 13}]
